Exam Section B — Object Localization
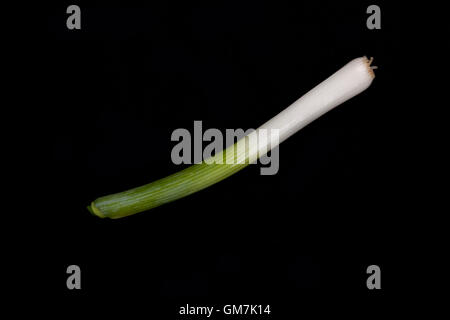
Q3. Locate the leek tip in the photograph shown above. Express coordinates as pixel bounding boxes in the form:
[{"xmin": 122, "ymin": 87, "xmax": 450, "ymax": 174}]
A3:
[{"xmin": 88, "ymin": 202, "xmax": 106, "ymax": 218}]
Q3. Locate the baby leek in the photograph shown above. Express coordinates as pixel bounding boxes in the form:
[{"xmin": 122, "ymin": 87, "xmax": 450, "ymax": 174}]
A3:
[{"xmin": 89, "ymin": 56, "xmax": 376, "ymax": 219}]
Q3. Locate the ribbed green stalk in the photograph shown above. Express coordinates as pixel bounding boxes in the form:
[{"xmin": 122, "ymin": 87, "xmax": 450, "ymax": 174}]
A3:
[{"xmin": 89, "ymin": 137, "xmax": 253, "ymax": 219}]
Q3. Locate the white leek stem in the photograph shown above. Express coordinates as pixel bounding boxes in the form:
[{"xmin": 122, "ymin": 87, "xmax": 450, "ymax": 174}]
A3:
[{"xmin": 241, "ymin": 56, "xmax": 375, "ymax": 163}]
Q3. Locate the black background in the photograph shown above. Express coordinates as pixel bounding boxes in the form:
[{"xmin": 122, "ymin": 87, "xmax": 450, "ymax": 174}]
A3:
[{"xmin": 21, "ymin": 0, "xmax": 419, "ymax": 317}]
